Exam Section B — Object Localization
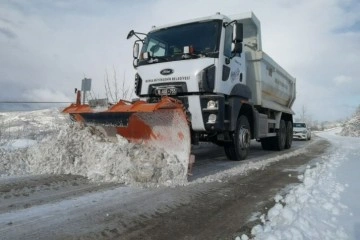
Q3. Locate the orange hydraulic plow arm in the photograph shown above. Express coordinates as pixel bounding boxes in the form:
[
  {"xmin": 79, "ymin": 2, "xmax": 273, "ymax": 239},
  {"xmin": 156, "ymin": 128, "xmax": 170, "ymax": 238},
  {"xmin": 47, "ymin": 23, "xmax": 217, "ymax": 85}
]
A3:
[{"xmin": 62, "ymin": 97, "xmax": 192, "ymax": 171}]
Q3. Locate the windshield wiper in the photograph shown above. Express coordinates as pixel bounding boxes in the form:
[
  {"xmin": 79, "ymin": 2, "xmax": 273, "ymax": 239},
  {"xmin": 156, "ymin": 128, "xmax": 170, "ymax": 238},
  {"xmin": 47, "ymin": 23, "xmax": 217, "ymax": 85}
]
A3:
[
  {"xmin": 200, "ymin": 51, "xmax": 219, "ymax": 58},
  {"xmin": 182, "ymin": 53, "xmax": 200, "ymax": 59},
  {"xmin": 147, "ymin": 56, "xmax": 169, "ymax": 63},
  {"xmin": 182, "ymin": 51, "xmax": 219, "ymax": 59},
  {"xmin": 143, "ymin": 51, "xmax": 218, "ymax": 64}
]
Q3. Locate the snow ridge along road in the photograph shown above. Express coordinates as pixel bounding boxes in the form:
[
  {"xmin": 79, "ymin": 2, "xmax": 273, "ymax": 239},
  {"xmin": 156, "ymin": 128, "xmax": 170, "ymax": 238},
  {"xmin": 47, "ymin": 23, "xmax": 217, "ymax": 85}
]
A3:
[{"xmin": 248, "ymin": 128, "xmax": 360, "ymax": 240}]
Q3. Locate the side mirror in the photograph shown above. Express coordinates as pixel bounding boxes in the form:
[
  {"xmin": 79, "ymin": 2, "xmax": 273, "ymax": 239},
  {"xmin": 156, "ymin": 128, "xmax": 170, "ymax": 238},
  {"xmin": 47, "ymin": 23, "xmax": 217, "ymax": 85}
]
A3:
[
  {"xmin": 231, "ymin": 22, "xmax": 243, "ymax": 54},
  {"xmin": 231, "ymin": 42, "xmax": 243, "ymax": 53},
  {"xmin": 133, "ymin": 42, "xmax": 139, "ymax": 59},
  {"xmin": 133, "ymin": 59, "xmax": 138, "ymax": 68},
  {"xmin": 233, "ymin": 23, "xmax": 243, "ymax": 43},
  {"xmin": 127, "ymin": 30, "xmax": 135, "ymax": 39}
]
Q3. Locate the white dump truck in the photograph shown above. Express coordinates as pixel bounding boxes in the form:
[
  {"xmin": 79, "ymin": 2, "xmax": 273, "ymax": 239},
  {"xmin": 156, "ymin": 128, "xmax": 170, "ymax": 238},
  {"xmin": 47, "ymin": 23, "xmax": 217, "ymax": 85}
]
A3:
[
  {"xmin": 128, "ymin": 11, "xmax": 296, "ymax": 159},
  {"xmin": 64, "ymin": 12, "xmax": 296, "ymax": 165}
]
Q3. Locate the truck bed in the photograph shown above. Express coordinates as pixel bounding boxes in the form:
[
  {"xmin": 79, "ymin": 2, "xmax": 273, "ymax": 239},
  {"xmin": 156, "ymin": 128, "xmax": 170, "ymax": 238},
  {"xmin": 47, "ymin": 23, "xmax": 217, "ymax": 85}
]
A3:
[{"xmin": 246, "ymin": 50, "xmax": 296, "ymax": 114}]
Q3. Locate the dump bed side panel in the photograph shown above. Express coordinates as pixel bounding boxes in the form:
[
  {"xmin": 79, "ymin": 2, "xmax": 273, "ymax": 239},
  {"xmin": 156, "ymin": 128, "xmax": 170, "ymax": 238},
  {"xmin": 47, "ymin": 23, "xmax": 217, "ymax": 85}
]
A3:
[
  {"xmin": 233, "ymin": 12, "xmax": 296, "ymax": 114},
  {"xmin": 246, "ymin": 50, "xmax": 296, "ymax": 114}
]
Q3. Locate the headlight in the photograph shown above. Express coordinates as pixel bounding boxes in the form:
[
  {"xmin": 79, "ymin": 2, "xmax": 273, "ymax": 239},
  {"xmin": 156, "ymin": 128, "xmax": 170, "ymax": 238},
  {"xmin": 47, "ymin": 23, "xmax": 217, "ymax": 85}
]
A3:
[
  {"xmin": 208, "ymin": 114, "xmax": 217, "ymax": 124},
  {"xmin": 207, "ymin": 100, "xmax": 218, "ymax": 109},
  {"xmin": 302, "ymin": 130, "xmax": 307, "ymax": 134}
]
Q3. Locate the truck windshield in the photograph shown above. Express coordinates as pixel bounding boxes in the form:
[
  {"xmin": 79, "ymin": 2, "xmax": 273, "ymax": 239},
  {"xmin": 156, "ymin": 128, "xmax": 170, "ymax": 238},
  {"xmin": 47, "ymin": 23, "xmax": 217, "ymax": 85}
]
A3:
[{"xmin": 139, "ymin": 20, "xmax": 221, "ymax": 65}]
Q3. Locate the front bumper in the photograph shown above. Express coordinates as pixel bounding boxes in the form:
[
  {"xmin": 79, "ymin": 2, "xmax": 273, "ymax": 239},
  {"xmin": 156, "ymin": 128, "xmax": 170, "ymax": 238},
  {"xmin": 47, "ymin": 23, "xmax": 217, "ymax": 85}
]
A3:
[{"xmin": 293, "ymin": 133, "xmax": 307, "ymax": 139}]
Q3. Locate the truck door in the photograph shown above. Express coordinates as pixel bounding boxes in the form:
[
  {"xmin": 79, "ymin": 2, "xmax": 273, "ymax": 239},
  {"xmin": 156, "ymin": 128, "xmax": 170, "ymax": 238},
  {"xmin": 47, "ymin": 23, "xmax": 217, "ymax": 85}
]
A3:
[{"xmin": 222, "ymin": 24, "xmax": 246, "ymax": 93}]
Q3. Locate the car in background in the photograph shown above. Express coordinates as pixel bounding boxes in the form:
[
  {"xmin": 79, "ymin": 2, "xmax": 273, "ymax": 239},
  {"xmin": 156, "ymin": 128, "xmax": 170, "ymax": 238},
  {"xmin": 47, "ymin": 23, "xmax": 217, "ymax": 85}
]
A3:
[{"xmin": 293, "ymin": 122, "xmax": 311, "ymax": 140}]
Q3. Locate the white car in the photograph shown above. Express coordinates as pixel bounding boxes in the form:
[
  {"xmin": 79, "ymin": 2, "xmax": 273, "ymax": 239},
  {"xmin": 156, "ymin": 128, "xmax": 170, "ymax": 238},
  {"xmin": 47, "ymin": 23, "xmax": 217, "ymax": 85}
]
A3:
[{"xmin": 293, "ymin": 122, "xmax": 311, "ymax": 140}]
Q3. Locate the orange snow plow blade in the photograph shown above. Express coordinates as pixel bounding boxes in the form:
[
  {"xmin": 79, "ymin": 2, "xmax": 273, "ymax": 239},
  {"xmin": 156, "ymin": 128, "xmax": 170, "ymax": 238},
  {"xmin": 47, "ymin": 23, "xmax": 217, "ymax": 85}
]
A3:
[{"xmin": 63, "ymin": 97, "xmax": 191, "ymax": 166}]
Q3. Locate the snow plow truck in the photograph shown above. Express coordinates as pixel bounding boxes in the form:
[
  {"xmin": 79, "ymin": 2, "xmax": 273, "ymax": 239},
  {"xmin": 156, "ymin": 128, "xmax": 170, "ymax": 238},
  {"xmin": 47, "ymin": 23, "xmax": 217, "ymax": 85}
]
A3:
[{"xmin": 63, "ymin": 12, "xmax": 296, "ymax": 171}]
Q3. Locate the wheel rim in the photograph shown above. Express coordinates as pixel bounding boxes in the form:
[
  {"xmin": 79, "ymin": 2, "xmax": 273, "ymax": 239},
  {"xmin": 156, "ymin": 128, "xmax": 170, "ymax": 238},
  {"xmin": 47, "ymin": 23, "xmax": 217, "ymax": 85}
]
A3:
[{"xmin": 238, "ymin": 126, "xmax": 251, "ymax": 149}]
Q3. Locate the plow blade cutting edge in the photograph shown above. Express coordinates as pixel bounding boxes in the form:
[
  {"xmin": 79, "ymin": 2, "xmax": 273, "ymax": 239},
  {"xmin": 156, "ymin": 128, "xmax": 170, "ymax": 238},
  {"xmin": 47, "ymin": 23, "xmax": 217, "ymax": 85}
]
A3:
[{"xmin": 62, "ymin": 97, "xmax": 191, "ymax": 171}]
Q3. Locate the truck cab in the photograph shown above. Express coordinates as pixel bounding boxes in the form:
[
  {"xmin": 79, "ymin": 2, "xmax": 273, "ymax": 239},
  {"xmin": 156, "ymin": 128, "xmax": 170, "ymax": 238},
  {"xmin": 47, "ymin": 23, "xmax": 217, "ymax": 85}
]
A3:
[{"xmin": 129, "ymin": 13, "xmax": 248, "ymax": 132}]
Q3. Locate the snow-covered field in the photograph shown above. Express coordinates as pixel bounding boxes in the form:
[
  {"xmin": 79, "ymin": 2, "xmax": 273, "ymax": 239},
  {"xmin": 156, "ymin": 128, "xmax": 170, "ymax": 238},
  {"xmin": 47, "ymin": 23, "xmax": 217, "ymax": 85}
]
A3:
[{"xmin": 242, "ymin": 115, "xmax": 360, "ymax": 240}]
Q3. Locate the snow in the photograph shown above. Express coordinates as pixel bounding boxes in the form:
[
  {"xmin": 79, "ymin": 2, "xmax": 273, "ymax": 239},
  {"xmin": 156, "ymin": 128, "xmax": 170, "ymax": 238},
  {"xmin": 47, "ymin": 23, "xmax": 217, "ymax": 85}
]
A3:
[
  {"xmin": 26, "ymin": 124, "xmax": 188, "ymax": 186},
  {"xmin": 0, "ymin": 109, "xmax": 188, "ymax": 187},
  {"xmin": 340, "ymin": 113, "xmax": 360, "ymax": 137},
  {"xmin": 192, "ymin": 147, "xmax": 308, "ymax": 184},
  {"xmin": 242, "ymin": 126, "xmax": 360, "ymax": 240},
  {"xmin": 236, "ymin": 235, "xmax": 249, "ymax": 240},
  {"xmin": 0, "ymin": 108, "xmax": 310, "ymax": 188},
  {"xmin": 2, "ymin": 139, "xmax": 37, "ymax": 150},
  {"xmin": 2, "ymin": 108, "xmax": 360, "ymax": 238}
]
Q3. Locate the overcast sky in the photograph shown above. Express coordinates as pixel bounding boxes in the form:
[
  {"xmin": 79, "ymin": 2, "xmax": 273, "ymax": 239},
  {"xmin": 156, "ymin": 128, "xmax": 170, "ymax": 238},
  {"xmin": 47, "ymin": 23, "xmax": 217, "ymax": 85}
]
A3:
[{"xmin": 0, "ymin": 0, "xmax": 359, "ymax": 122}]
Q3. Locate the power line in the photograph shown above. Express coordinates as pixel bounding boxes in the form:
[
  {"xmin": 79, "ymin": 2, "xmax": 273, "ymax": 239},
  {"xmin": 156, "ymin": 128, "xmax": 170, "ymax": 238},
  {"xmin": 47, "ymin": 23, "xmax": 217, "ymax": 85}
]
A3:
[{"xmin": 0, "ymin": 101, "xmax": 72, "ymax": 104}]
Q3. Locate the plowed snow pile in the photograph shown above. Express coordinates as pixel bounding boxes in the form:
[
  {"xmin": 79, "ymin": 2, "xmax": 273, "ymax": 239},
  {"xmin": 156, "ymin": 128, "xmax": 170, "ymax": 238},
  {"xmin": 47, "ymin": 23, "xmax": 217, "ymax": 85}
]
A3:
[
  {"xmin": 0, "ymin": 109, "xmax": 188, "ymax": 187},
  {"xmin": 339, "ymin": 112, "xmax": 360, "ymax": 137},
  {"xmin": 249, "ymin": 154, "xmax": 349, "ymax": 240}
]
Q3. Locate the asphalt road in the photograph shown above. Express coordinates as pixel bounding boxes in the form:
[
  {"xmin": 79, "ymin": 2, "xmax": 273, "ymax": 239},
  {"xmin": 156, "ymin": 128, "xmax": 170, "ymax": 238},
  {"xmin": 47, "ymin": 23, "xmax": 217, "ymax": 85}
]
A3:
[{"xmin": 0, "ymin": 137, "xmax": 329, "ymax": 240}]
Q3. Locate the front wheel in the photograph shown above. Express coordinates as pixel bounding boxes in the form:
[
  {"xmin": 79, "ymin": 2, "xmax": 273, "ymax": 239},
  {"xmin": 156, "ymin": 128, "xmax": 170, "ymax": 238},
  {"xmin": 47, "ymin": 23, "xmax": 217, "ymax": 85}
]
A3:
[{"xmin": 224, "ymin": 115, "xmax": 251, "ymax": 161}]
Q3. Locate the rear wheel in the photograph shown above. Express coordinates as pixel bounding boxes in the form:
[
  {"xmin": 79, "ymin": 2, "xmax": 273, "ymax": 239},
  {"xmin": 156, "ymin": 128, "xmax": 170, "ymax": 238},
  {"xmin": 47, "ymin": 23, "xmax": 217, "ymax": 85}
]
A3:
[
  {"xmin": 284, "ymin": 121, "xmax": 293, "ymax": 149},
  {"xmin": 275, "ymin": 119, "xmax": 286, "ymax": 151},
  {"xmin": 260, "ymin": 119, "xmax": 286, "ymax": 151},
  {"xmin": 224, "ymin": 143, "xmax": 236, "ymax": 160},
  {"xmin": 224, "ymin": 115, "xmax": 251, "ymax": 161}
]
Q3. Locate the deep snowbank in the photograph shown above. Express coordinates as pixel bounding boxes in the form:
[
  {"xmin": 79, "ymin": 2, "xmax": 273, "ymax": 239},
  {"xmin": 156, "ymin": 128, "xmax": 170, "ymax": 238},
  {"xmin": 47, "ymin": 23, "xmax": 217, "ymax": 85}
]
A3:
[
  {"xmin": 249, "ymin": 154, "xmax": 349, "ymax": 239},
  {"xmin": 0, "ymin": 108, "xmax": 66, "ymax": 143},
  {"xmin": 339, "ymin": 110, "xmax": 360, "ymax": 137},
  {"xmin": 0, "ymin": 109, "xmax": 188, "ymax": 187},
  {"xmin": 27, "ymin": 124, "xmax": 187, "ymax": 186},
  {"xmin": 241, "ymin": 129, "xmax": 359, "ymax": 240},
  {"xmin": 340, "ymin": 115, "xmax": 360, "ymax": 137}
]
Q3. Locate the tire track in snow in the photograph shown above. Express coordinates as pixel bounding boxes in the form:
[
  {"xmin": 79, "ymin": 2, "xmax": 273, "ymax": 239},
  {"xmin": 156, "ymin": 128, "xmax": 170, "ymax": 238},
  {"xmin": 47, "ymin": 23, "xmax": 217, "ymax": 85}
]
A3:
[{"xmin": 0, "ymin": 174, "xmax": 119, "ymax": 214}]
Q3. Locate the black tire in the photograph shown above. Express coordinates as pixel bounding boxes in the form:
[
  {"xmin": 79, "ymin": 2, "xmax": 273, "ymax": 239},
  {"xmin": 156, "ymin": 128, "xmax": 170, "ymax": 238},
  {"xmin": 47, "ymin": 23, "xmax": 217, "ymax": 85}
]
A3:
[
  {"xmin": 261, "ymin": 120, "xmax": 286, "ymax": 151},
  {"xmin": 224, "ymin": 115, "xmax": 251, "ymax": 161},
  {"xmin": 224, "ymin": 143, "xmax": 236, "ymax": 160},
  {"xmin": 275, "ymin": 119, "xmax": 286, "ymax": 151},
  {"xmin": 284, "ymin": 121, "xmax": 293, "ymax": 149}
]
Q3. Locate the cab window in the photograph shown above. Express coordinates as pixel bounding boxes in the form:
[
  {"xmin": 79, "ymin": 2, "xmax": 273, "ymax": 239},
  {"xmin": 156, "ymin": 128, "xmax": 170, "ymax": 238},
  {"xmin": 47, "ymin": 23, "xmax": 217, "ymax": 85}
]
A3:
[{"xmin": 224, "ymin": 25, "xmax": 233, "ymax": 57}]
